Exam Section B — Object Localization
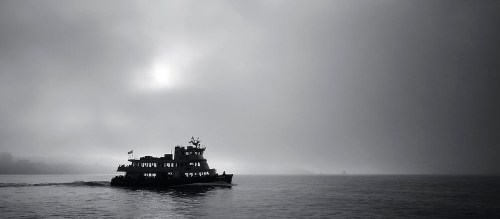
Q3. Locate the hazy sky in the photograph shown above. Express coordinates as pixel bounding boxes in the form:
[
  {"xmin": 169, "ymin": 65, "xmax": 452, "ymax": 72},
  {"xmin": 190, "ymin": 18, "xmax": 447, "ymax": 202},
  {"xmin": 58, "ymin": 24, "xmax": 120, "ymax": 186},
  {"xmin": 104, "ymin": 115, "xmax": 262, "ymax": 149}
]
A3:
[{"xmin": 1, "ymin": 0, "xmax": 499, "ymax": 174}]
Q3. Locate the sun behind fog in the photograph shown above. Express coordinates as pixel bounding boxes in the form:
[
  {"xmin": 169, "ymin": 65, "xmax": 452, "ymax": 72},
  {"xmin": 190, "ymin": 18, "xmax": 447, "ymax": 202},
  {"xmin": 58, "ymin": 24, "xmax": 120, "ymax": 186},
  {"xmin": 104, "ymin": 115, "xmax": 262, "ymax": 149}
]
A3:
[
  {"xmin": 150, "ymin": 61, "xmax": 174, "ymax": 89},
  {"xmin": 134, "ymin": 59, "xmax": 180, "ymax": 92}
]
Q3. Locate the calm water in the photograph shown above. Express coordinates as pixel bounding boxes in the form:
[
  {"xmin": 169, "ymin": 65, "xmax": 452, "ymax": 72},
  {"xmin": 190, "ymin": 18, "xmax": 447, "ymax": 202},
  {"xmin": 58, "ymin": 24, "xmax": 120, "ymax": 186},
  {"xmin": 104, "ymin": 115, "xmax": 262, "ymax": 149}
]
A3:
[{"xmin": 1, "ymin": 174, "xmax": 499, "ymax": 218}]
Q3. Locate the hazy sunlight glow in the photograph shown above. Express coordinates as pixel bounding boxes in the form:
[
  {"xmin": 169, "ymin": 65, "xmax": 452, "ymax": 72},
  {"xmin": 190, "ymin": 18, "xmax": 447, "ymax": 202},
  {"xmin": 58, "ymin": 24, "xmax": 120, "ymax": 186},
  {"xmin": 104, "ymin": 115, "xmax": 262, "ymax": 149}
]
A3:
[
  {"xmin": 150, "ymin": 61, "xmax": 173, "ymax": 89},
  {"xmin": 133, "ymin": 44, "xmax": 198, "ymax": 92},
  {"xmin": 134, "ymin": 59, "xmax": 180, "ymax": 92}
]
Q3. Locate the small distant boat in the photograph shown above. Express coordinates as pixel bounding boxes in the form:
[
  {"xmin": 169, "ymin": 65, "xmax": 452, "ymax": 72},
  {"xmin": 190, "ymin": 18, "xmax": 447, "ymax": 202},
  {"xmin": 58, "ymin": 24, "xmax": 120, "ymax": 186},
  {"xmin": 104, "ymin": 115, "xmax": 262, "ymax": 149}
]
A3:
[
  {"xmin": 111, "ymin": 137, "xmax": 233, "ymax": 187},
  {"xmin": 343, "ymin": 171, "xmax": 346, "ymax": 175}
]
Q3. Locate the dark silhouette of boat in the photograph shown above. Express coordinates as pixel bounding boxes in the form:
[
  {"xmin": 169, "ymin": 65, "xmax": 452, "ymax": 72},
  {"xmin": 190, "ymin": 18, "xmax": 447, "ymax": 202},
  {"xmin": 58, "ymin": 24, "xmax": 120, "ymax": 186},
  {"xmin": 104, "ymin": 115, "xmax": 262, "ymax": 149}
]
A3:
[{"xmin": 111, "ymin": 137, "xmax": 233, "ymax": 187}]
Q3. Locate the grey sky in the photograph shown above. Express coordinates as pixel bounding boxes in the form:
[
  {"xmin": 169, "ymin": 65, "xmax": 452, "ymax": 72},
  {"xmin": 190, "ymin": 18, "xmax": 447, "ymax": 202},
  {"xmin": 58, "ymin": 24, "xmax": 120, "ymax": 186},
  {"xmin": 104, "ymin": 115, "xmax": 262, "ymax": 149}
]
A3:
[{"xmin": 1, "ymin": 0, "xmax": 499, "ymax": 174}]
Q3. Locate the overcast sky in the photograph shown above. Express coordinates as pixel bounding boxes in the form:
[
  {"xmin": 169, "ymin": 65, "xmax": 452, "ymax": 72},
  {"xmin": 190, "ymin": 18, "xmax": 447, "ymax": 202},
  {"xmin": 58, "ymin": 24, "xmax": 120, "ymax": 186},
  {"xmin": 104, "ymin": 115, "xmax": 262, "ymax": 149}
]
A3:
[{"xmin": 1, "ymin": 0, "xmax": 499, "ymax": 174}]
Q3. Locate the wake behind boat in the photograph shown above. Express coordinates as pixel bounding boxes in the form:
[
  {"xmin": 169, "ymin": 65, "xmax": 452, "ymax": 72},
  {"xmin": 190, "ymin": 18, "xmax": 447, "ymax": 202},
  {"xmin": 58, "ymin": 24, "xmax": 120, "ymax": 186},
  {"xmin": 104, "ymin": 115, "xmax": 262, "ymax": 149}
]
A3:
[{"xmin": 110, "ymin": 137, "xmax": 233, "ymax": 187}]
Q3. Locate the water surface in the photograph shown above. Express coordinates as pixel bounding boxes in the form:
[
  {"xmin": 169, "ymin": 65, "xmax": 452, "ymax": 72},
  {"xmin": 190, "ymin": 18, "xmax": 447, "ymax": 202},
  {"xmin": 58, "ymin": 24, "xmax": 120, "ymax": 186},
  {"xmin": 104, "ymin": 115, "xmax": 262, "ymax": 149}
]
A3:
[{"xmin": 1, "ymin": 174, "xmax": 499, "ymax": 218}]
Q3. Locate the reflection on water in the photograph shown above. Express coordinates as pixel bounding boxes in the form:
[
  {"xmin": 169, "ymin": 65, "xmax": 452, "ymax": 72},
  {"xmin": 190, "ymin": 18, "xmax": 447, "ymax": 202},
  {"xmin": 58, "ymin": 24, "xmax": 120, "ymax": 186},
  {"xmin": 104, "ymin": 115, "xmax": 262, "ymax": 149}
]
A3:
[
  {"xmin": 122, "ymin": 185, "xmax": 232, "ymax": 197},
  {"xmin": 112, "ymin": 185, "xmax": 235, "ymax": 219}
]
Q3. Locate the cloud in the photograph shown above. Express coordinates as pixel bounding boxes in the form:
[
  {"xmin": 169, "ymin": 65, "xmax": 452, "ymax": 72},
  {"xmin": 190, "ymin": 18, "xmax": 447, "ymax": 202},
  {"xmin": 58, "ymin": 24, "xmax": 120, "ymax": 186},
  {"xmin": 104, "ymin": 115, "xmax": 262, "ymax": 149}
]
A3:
[{"xmin": 0, "ymin": 0, "xmax": 499, "ymax": 174}]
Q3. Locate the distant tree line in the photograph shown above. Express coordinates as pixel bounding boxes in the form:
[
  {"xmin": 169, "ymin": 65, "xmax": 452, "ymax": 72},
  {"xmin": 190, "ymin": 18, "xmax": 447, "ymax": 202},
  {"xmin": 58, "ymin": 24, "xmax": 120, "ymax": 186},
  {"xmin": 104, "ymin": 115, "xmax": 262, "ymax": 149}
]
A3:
[{"xmin": 0, "ymin": 152, "xmax": 114, "ymax": 174}]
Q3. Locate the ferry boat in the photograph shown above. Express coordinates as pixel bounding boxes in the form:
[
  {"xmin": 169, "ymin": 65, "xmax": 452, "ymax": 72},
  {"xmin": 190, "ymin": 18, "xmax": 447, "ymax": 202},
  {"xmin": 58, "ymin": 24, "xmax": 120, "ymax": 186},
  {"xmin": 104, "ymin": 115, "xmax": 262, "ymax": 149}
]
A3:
[{"xmin": 110, "ymin": 137, "xmax": 233, "ymax": 187}]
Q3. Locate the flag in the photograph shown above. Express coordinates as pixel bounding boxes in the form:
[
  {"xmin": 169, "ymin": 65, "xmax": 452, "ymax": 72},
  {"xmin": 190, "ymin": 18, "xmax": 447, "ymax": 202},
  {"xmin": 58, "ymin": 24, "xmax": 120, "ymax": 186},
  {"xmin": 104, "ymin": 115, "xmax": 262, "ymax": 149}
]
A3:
[{"xmin": 128, "ymin": 150, "xmax": 133, "ymax": 154}]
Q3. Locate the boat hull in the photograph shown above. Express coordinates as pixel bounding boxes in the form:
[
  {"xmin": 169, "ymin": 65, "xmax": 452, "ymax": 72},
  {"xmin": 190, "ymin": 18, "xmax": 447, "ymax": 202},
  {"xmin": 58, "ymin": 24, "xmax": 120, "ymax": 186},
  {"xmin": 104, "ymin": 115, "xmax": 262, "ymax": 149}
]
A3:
[{"xmin": 110, "ymin": 174, "xmax": 233, "ymax": 187}]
